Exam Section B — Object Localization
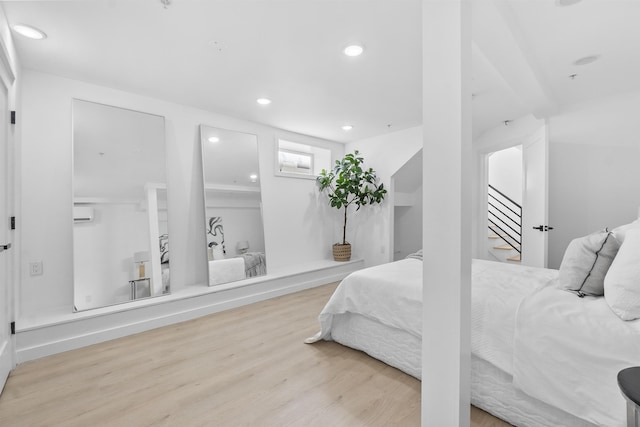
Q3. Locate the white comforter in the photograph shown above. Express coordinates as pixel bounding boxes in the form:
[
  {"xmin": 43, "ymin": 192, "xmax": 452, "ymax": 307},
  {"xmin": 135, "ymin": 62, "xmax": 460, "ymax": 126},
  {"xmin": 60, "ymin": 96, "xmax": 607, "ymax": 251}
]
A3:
[{"xmin": 307, "ymin": 258, "xmax": 639, "ymax": 427}]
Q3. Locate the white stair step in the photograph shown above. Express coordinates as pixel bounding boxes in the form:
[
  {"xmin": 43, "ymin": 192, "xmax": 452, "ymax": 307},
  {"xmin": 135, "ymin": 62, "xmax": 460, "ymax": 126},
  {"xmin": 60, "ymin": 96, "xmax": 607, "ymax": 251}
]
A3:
[{"xmin": 493, "ymin": 244, "xmax": 520, "ymax": 250}]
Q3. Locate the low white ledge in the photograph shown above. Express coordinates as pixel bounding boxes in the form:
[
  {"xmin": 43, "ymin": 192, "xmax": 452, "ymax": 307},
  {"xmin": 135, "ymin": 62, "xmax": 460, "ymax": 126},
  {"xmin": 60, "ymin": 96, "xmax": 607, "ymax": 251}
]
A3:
[{"xmin": 16, "ymin": 258, "xmax": 363, "ymax": 363}]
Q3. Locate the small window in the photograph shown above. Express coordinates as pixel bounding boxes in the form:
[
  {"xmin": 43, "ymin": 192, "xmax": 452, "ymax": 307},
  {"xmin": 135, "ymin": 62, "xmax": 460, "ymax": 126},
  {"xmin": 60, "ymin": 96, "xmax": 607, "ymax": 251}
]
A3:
[
  {"xmin": 279, "ymin": 148, "xmax": 313, "ymax": 175},
  {"xmin": 276, "ymin": 139, "xmax": 331, "ymax": 179}
]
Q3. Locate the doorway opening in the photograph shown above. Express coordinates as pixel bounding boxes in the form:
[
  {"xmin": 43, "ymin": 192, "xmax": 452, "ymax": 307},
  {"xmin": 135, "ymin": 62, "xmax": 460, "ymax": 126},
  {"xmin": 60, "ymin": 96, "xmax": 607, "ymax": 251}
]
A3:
[{"xmin": 487, "ymin": 145, "xmax": 522, "ymax": 263}]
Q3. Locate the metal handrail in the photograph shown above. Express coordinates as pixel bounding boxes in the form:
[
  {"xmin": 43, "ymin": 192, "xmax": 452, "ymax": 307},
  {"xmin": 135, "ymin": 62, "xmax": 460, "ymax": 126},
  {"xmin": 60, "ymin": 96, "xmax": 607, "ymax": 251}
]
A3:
[
  {"xmin": 489, "ymin": 184, "xmax": 520, "ymax": 209},
  {"xmin": 488, "ymin": 219, "xmax": 521, "ymax": 253},
  {"xmin": 488, "ymin": 193, "xmax": 521, "ymax": 218},
  {"xmin": 488, "ymin": 210, "xmax": 521, "ymax": 238},
  {"xmin": 488, "ymin": 201, "xmax": 521, "ymax": 229},
  {"xmin": 488, "ymin": 218, "xmax": 520, "ymax": 247},
  {"xmin": 487, "ymin": 185, "xmax": 522, "ymax": 255}
]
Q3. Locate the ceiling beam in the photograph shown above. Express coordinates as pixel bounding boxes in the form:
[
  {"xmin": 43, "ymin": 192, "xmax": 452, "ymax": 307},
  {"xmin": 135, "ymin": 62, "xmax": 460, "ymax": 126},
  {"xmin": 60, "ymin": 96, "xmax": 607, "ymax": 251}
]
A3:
[{"xmin": 472, "ymin": 0, "xmax": 557, "ymax": 119}]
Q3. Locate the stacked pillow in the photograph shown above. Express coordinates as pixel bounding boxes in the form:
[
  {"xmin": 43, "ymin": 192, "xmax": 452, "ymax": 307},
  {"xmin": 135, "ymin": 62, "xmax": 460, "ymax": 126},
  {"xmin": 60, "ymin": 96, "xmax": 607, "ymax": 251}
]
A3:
[
  {"xmin": 605, "ymin": 228, "xmax": 640, "ymax": 321},
  {"xmin": 555, "ymin": 219, "xmax": 640, "ymax": 321},
  {"xmin": 612, "ymin": 218, "xmax": 640, "ymax": 244},
  {"xmin": 554, "ymin": 229, "xmax": 620, "ymax": 297}
]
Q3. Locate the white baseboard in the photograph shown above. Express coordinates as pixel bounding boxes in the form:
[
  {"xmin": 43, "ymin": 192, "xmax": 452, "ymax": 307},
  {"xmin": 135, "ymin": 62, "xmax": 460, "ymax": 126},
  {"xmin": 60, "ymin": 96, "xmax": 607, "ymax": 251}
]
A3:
[{"xmin": 16, "ymin": 261, "xmax": 362, "ymax": 363}]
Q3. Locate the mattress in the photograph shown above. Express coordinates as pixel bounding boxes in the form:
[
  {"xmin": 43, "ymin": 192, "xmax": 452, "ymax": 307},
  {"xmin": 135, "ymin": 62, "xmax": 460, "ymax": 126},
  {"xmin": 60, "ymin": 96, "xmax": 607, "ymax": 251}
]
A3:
[
  {"xmin": 331, "ymin": 312, "xmax": 422, "ymax": 379},
  {"xmin": 471, "ymin": 356, "xmax": 597, "ymax": 427}
]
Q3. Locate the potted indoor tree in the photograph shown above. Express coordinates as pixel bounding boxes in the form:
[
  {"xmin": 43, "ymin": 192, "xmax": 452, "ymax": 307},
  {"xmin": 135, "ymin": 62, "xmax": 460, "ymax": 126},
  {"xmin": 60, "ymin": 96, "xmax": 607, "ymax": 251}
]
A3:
[{"xmin": 317, "ymin": 150, "xmax": 386, "ymax": 261}]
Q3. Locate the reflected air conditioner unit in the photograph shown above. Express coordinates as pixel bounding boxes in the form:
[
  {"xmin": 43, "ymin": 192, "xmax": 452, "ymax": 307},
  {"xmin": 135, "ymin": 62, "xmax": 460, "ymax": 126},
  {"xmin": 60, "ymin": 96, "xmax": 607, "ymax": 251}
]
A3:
[{"xmin": 73, "ymin": 206, "xmax": 94, "ymax": 222}]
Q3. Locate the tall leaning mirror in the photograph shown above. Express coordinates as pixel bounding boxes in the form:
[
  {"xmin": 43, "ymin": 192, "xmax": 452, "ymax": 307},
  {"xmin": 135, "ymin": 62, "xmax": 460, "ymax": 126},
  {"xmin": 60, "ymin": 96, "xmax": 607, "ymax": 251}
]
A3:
[
  {"xmin": 72, "ymin": 100, "xmax": 170, "ymax": 311},
  {"xmin": 199, "ymin": 125, "xmax": 266, "ymax": 286}
]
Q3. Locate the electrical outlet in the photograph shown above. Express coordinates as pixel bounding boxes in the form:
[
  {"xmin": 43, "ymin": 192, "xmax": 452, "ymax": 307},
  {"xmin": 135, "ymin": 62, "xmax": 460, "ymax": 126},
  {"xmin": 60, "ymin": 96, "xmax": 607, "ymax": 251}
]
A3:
[{"xmin": 29, "ymin": 261, "xmax": 43, "ymax": 276}]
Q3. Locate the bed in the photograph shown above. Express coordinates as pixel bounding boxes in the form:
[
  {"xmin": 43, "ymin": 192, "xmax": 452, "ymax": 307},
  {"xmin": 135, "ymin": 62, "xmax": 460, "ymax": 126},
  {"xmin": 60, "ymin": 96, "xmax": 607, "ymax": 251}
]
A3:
[{"xmin": 306, "ymin": 222, "xmax": 640, "ymax": 427}]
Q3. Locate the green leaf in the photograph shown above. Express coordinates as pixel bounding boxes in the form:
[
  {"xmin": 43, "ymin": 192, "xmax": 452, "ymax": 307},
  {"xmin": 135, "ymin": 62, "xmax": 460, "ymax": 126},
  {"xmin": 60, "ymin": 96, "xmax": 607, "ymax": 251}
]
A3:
[{"xmin": 315, "ymin": 150, "xmax": 386, "ymax": 239}]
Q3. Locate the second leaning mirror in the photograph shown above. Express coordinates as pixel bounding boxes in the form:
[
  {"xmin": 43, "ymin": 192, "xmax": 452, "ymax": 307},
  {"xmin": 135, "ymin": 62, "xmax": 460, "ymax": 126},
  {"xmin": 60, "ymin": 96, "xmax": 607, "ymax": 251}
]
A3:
[{"xmin": 200, "ymin": 125, "xmax": 266, "ymax": 286}]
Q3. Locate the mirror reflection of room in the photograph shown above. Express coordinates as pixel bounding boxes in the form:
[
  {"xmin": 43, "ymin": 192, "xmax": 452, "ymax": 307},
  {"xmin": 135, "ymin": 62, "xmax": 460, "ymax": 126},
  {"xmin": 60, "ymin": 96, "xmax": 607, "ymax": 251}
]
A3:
[
  {"xmin": 200, "ymin": 125, "xmax": 266, "ymax": 286},
  {"xmin": 72, "ymin": 100, "xmax": 169, "ymax": 311}
]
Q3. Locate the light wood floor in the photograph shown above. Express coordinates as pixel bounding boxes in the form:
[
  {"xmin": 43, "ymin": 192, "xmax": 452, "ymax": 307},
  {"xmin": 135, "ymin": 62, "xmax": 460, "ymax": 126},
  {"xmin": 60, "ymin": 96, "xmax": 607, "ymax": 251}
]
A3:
[{"xmin": 0, "ymin": 283, "xmax": 511, "ymax": 426}]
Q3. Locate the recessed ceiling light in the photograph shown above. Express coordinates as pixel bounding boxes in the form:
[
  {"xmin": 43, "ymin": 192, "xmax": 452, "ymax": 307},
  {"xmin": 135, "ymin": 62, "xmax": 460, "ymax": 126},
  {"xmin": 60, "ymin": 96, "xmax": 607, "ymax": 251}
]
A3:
[
  {"xmin": 256, "ymin": 98, "xmax": 272, "ymax": 105},
  {"xmin": 342, "ymin": 125, "xmax": 354, "ymax": 131},
  {"xmin": 249, "ymin": 174, "xmax": 258, "ymax": 182},
  {"xmin": 12, "ymin": 24, "xmax": 47, "ymax": 40},
  {"xmin": 343, "ymin": 44, "xmax": 364, "ymax": 57},
  {"xmin": 573, "ymin": 55, "xmax": 601, "ymax": 66},
  {"xmin": 555, "ymin": 0, "xmax": 582, "ymax": 6},
  {"xmin": 208, "ymin": 136, "xmax": 220, "ymax": 143}
]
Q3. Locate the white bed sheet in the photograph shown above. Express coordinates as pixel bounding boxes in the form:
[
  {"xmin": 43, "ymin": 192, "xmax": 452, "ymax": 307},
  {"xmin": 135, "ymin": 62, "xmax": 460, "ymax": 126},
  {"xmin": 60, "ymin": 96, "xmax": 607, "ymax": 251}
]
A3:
[
  {"xmin": 305, "ymin": 258, "xmax": 423, "ymax": 343},
  {"xmin": 471, "ymin": 355, "xmax": 596, "ymax": 427},
  {"xmin": 514, "ymin": 285, "xmax": 640, "ymax": 427},
  {"xmin": 471, "ymin": 260, "xmax": 558, "ymax": 374}
]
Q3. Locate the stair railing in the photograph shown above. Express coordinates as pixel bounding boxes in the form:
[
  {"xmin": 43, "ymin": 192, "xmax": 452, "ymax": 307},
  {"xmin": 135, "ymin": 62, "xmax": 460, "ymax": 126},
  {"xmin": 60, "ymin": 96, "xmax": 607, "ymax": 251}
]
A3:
[{"xmin": 487, "ymin": 184, "xmax": 521, "ymax": 254}]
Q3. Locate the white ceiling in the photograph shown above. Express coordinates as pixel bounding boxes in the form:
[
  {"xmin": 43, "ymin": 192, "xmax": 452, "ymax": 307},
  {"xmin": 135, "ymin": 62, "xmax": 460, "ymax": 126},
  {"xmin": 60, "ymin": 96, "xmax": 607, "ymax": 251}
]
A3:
[{"xmin": 4, "ymin": 0, "xmax": 640, "ymax": 143}]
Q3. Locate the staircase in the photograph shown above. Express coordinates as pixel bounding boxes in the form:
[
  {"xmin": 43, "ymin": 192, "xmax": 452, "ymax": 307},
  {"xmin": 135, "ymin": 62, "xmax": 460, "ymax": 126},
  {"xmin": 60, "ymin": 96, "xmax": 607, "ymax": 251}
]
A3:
[{"xmin": 487, "ymin": 184, "xmax": 521, "ymax": 263}]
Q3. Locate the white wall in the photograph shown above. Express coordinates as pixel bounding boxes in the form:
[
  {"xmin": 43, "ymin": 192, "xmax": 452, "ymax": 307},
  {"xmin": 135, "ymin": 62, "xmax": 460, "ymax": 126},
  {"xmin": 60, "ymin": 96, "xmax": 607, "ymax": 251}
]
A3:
[
  {"xmin": 487, "ymin": 146, "xmax": 522, "ymax": 205},
  {"xmin": 345, "ymin": 126, "xmax": 423, "ymax": 267},
  {"xmin": 547, "ymin": 90, "xmax": 640, "ymax": 268},
  {"xmin": 472, "ymin": 93, "xmax": 640, "ymax": 269},
  {"xmin": 18, "ymin": 69, "xmax": 344, "ymax": 322},
  {"xmin": 393, "ymin": 187, "xmax": 423, "ymax": 261},
  {"xmin": 393, "ymin": 150, "xmax": 423, "ymax": 261}
]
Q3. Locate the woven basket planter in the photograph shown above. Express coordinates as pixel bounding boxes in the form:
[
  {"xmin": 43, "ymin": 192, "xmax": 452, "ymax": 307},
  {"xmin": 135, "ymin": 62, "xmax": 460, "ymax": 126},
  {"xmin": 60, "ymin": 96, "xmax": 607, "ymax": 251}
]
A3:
[{"xmin": 333, "ymin": 243, "xmax": 352, "ymax": 262}]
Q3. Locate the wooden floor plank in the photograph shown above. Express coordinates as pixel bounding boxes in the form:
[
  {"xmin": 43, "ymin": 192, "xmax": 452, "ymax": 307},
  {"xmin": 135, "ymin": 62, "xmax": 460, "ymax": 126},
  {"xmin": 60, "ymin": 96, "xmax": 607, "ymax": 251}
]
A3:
[{"xmin": 0, "ymin": 282, "xmax": 510, "ymax": 426}]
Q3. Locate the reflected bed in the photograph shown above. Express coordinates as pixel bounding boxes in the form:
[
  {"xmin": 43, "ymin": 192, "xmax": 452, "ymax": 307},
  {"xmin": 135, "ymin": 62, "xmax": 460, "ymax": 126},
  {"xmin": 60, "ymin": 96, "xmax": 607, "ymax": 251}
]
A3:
[{"xmin": 208, "ymin": 252, "xmax": 266, "ymax": 286}]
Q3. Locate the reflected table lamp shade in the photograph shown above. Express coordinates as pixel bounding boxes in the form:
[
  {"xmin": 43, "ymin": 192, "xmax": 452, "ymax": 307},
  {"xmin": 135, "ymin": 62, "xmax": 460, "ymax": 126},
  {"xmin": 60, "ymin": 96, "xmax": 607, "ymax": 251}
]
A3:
[
  {"xmin": 237, "ymin": 241, "xmax": 249, "ymax": 254},
  {"xmin": 134, "ymin": 251, "xmax": 150, "ymax": 279}
]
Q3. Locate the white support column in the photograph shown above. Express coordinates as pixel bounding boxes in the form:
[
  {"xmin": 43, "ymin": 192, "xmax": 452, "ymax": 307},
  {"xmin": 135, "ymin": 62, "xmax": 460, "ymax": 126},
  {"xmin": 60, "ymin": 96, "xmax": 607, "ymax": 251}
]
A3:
[{"xmin": 422, "ymin": 0, "xmax": 472, "ymax": 426}]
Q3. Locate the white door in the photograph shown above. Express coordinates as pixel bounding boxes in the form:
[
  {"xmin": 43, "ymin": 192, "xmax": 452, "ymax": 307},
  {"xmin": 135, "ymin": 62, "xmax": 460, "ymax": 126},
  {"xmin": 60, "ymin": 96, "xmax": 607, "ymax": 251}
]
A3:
[
  {"xmin": 520, "ymin": 124, "xmax": 549, "ymax": 268},
  {"xmin": 0, "ymin": 76, "xmax": 13, "ymax": 394}
]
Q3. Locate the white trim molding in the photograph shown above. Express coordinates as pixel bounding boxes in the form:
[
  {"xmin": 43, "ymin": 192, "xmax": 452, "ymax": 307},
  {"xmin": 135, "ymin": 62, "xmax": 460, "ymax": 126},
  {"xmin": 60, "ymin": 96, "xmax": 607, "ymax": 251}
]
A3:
[{"xmin": 16, "ymin": 260, "xmax": 363, "ymax": 363}]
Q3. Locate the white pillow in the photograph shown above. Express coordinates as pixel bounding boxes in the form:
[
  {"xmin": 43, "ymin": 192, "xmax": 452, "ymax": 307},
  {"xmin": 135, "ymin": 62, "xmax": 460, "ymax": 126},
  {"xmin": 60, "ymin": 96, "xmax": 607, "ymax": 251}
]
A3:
[
  {"xmin": 611, "ymin": 218, "xmax": 640, "ymax": 244},
  {"xmin": 604, "ymin": 228, "xmax": 640, "ymax": 321},
  {"xmin": 212, "ymin": 246, "xmax": 225, "ymax": 260},
  {"xmin": 554, "ymin": 229, "xmax": 620, "ymax": 297}
]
